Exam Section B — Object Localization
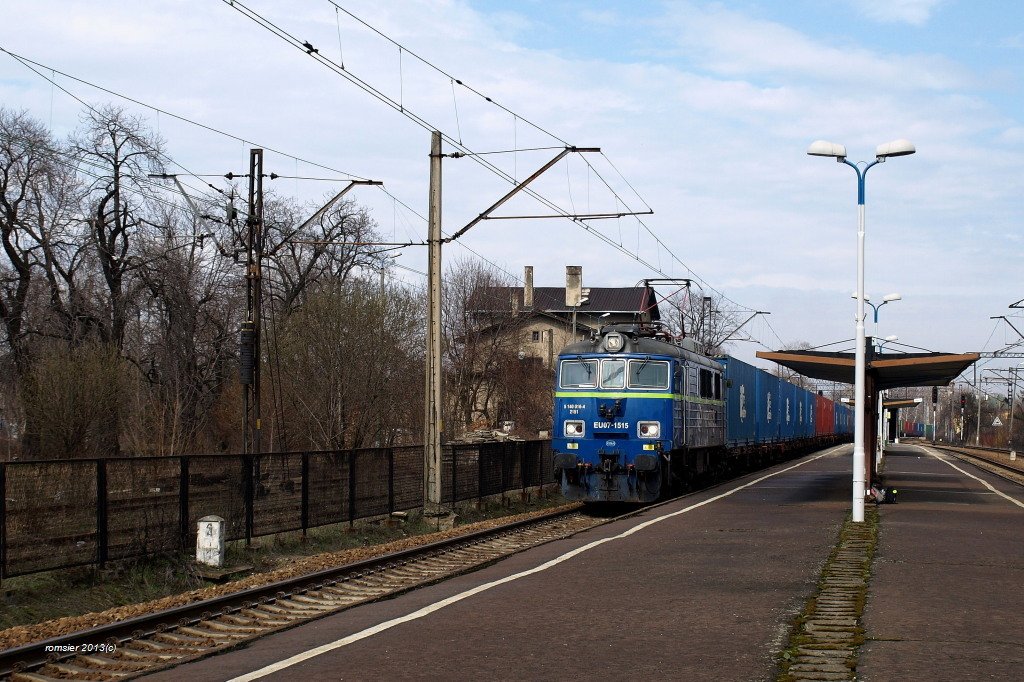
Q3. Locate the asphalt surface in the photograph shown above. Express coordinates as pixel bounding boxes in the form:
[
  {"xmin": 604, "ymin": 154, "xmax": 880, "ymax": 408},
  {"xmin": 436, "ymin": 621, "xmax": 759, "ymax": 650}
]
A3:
[
  {"xmin": 858, "ymin": 443, "xmax": 1024, "ymax": 681},
  {"xmin": 142, "ymin": 442, "xmax": 1024, "ymax": 681},
  {"xmin": 144, "ymin": 446, "xmax": 850, "ymax": 681}
]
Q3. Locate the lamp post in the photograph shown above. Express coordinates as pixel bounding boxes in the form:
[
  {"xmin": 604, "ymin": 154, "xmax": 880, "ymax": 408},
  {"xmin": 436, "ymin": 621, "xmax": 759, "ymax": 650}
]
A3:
[
  {"xmin": 808, "ymin": 138, "xmax": 915, "ymax": 523},
  {"xmin": 875, "ymin": 335, "xmax": 898, "ymax": 468}
]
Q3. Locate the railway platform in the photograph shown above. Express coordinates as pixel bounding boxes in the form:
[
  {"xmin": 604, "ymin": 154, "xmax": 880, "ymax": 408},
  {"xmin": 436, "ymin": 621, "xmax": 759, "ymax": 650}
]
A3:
[
  {"xmin": 858, "ymin": 443, "xmax": 1024, "ymax": 681},
  {"xmin": 139, "ymin": 442, "xmax": 1023, "ymax": 682}
]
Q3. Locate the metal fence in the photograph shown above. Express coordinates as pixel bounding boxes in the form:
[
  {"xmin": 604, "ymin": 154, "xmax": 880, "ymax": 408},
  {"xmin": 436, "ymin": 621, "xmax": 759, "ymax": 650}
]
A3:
[{"xmin": 0, "ymin": 440, "xmax": 554, "ymax": 579}]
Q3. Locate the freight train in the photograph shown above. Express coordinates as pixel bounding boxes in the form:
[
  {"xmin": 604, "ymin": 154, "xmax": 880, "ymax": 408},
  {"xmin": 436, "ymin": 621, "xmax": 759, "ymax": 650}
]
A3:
[{"xmin": 551, "ymin": 323, "xmax": 853, "ymax": 502}]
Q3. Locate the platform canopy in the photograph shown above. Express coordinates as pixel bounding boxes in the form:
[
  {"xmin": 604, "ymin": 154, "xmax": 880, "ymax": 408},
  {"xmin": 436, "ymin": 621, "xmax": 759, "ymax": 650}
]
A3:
[{"xmin": 755, "ymin": 348, "xmax": 979, "ymax": 391}]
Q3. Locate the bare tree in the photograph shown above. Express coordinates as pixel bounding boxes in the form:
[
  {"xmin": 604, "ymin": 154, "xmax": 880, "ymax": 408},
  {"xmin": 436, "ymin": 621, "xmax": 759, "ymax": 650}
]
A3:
[
  {"xmin": 772, "ymin": 340, "xmax": 813, "ymax": 388},
  {"xmin": 665, "ymin": 288, "xmax": 745, "ymax": 356},
  {"xmin": 127, "ymin": 204, "xmax": 242, "ymax": 454},
  {"xmin": 20, "ymin": 340, "xmax": 127, "ymax": 458},
  {"xmin": 0, "ymin": 109, "xmax": 61, "ymax": 372},
  {"xmin": 0, "ymin": 109, "xmax": 83, "ymax": 456},
  {"xmin": 441, "ymin": 258, "xmax": 525, "ymax": 435},
  {"xmin": 265, "ymin": 195, "xmax": 389, "ymax": 315},
  {"xmin": 274, "ymin": 278, "xmax": 422, "ymax": 450},
  {"xmin": 72, "ymin": 104, "xmax": 164, "ymax": 350}
]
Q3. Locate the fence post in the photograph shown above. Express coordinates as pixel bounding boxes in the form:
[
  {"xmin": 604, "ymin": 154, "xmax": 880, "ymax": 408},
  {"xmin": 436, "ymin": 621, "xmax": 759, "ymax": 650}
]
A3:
[
  {"xmin": 96, "ymin": 459, "xmax": 108, "ymax": 569},
  {"xmin": 521, "ymin": 443, "xmax": 528, "ymax": 502},
  {"xmin": 300, "ymin": 452, "xmax": 309, "ymax": 539},
  {"xmin": 178, "ymin": 456, "xmax": 189, "ymax": 550},
  {"xmin": 539, "ymin": 442, "xmax": 546, "ymax": 497},
  {"xmin": 477, "ymin": 445, "xmax": 485, "ymax": 510},
  {"xmin": 451, "ymin": 446, "xmax": 457, "ymax": 508},
  {"xmin": 387, "ymin": 448, "xmax": 395, "ymax": 516},
  {"xmin": 243, "ymin": 454, "xmax": 253, "ymax": 546},
  {"xmin": 1, "ymin": 463, "xmax": 7, "ymax": 580},
  {"xmin": 348, "ymin": 450, "xmax": 356, "ymax": 530},
  {"xmin": 500, "ymin": 444, "xmax": 507, "ymax": 506}
]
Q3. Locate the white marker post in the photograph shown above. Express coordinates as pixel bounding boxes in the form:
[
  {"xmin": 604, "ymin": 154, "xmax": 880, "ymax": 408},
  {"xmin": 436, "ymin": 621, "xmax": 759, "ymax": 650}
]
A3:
[{"xmin": 197, "ymin": 515, "xmax": 225, "ymax": 568}]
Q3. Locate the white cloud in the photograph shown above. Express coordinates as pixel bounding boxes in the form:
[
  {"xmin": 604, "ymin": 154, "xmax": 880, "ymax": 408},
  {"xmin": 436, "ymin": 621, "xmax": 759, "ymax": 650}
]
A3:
[
  {"xmin": 0, "ymin": 0, "xmax": 1018, "ymax": 358},
  {"xmin": 848, "ymin": 0, "xmax": 945, "ymax": 26},
  {"xmin": 655, "ymin": 3, "xmax": 969, "ymax": 90}
]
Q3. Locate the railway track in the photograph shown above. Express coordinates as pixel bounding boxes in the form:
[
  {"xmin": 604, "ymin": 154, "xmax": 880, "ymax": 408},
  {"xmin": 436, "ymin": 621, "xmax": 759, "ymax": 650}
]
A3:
[
  {"xmin": 0, "ymin": 507, "xmax": 600, "ymax": 681},
  {"xmin": 923, "ymin": 442, "xmax": 1024, "ymax": 484},
  {"xmin": 1, "ymin": 443, "xmax": 835, "ymax": 680}
]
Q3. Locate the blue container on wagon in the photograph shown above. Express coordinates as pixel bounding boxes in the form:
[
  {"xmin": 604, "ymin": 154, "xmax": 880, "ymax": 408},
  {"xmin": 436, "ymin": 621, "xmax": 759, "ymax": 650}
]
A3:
[
  {"xmin": 754, "ymin": 369, "xmax": 781, "ymax": 442},
  {"xmin": 835, "ymin": 403, "xmax": 852, "ymax": 435},
  {"xmin": 801, "ymin": 388, "xmax": 816, "ymax": 438},
  {"xmin": 717, "ymin": 356, "xmax": 759, "ymax": 447},
  {"xmin": 779, "ymin": 380, "xmax": 799, "ymax": 441},
  {"xmin": 794, "ymin": 387, "xmax": 806, "ymax": 438}
]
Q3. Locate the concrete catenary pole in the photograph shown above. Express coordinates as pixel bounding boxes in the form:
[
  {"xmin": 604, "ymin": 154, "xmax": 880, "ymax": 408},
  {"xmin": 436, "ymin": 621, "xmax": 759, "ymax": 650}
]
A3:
[
  {"xmin": 1009, "ymin": 368, "xmax": 1020, "ymax": 450},
  {"xmin": 975, "ymin": 364, "xmax": 982, "ymax": 446},
  {"xmin": 424, "ymin": 131, "xmax": 444, "ymax": 515}
]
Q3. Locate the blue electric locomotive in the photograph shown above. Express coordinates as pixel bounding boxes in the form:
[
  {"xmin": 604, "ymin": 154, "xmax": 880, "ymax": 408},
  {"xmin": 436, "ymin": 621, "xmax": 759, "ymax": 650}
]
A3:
[
  {"xmin": 551, "ymin": 324, "xmax": 725, "ymax": 502},
  {"xmin": 552, "ymin": 324, "xmax": 851, "ymax": 503}
]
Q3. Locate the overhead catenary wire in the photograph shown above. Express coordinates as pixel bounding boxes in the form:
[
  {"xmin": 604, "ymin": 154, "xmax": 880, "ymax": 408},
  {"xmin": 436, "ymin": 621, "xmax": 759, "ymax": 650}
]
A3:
[
  {"xmin": 1, "ymin": 47, "xmax": 241, "ymax": 214},
  {"xmin": 324, "ymin": 0, "xmax": 740, "ymax": 311},
  {"xmin": 217, "ymin": 5, "xmax": 665, "ymax": 252},
  {"xmin": 326, "ymin": 0, "xmax": 569, "ymax": 147},
  {"xmin": 219, "ymin": 1, "xmax": 762, "ymax": 316},
  {"xmin": 2, "ymin": 46, "xmax": 523, "ymax": 284}
]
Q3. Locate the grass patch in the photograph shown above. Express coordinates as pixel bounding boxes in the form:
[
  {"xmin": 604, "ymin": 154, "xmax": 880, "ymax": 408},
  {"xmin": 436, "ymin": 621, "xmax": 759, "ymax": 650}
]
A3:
[
  {"xmin": 1, "ymin": 490, "xmax": 565, "ymax": 631},
  {"xmin": 775, "ymin": 507, "xmax": 879, "ymax": 682}
]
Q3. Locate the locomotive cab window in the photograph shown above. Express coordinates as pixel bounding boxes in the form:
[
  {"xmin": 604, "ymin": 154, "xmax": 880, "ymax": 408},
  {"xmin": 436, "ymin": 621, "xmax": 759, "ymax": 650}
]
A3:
[
  {"xmin": 600, "ymin": 359, "xmax": 626, "ymax": 389},
  {"xmin": 628, "ymin": 359, "xmax": 669, "ymax": 389},
  {"xmin": 699, "ymin": 368, "xmax": 714, "ymax": 398},
  {"xmin": 714, "ymin": 373, "xmax": 722, "ymax": 400},
  {"xmin": 560, "ymin": 359, "xmax": 598, "ymax": 388}
]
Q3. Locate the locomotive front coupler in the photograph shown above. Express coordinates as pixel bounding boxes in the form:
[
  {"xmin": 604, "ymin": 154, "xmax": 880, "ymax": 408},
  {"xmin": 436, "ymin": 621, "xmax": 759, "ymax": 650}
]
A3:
[{"xmin": 598, "ymin": 399, "xmax": 623, "ymax": 420}]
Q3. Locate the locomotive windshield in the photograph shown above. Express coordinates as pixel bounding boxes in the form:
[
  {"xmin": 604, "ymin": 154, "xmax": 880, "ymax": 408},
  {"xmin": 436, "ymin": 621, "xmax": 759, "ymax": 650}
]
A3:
[
  {"xmin": 559, "ymin": 359, "xmax": 598, "ymax": 387},
  {"xmin": 600, "ymin": 359, "xmax": 625, "ymax": 388},
  {"xmin": 628, "ymin": 359, "xmax": 669, "ymax": 389}
]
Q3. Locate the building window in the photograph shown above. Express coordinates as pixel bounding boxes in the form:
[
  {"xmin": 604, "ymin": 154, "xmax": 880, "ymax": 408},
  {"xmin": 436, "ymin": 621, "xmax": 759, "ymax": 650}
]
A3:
[{"xmin": 532, "ymin": 331, "xmax": 540, "ymax": 342}]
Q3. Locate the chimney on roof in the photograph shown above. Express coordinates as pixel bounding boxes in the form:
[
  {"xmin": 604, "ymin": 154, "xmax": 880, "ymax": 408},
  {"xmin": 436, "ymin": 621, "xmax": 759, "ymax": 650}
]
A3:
[
  {"xmin": 524, "ymin": 266, "xmax": 534, "ymax": 310},
  {"xmin": 565, "ymin": 266, "xmax": 582, "ymax": 307}
]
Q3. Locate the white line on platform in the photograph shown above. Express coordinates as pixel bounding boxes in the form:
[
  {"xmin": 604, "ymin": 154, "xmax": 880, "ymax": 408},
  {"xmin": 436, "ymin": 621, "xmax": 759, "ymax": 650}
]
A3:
[
  {"xmin": 227, "ymin": 446, "xmax": 846, "ymax": 682},
  {"xmin": 922, "ymin": 446, "xmax": 1024, "ymax": 510}
]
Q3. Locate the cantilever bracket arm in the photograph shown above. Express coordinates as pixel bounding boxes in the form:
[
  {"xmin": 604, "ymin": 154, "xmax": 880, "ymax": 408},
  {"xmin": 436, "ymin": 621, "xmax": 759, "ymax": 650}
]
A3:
[
  {"xmin": 444, "ymin": 146, "xmax": 601, "ymax": 243},
  {"xmin": 991, "ymin": 315, "xmax": 1024, "ymax": 342},
  {"xmin": 294, "ymin": 180, "xmax": 383, "ymax": 234},
  {"xmin": 268, "ymin": 180, "xmax": 383, "ymax": 255},
  {"xmin": 711, "ymin": 311, "xmax": 770, "ymax": 351}
]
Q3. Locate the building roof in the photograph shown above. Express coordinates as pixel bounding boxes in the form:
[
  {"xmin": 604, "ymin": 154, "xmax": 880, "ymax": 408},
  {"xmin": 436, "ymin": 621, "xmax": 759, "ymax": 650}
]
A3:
[
  {"xmin": 473, "ymin": 286, "xmax": 660, "ymax": 320},
  {"xmin": 756, "ymin": 348, "xmax": 979, "ymax": 391}
]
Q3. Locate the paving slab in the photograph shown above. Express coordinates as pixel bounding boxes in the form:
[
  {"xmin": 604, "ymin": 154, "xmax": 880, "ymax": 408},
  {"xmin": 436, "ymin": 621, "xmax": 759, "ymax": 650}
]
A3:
[{"xmin": 859, "ymin": 444, "xmax": 1024, "ymax": 682}]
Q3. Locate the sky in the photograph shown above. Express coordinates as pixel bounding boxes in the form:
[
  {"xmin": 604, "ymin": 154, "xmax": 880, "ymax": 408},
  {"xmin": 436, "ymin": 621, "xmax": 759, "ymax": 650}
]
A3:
[{"xmin": 1, "ymin": 0, "xmax": 1022, "ymax": 386}]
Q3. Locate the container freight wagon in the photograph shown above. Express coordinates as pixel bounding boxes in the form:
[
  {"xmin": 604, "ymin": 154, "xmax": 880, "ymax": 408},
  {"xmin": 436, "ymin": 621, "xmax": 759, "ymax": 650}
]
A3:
[
  {"xmin": 901, "ymin": 421, "xmax": 927, "ymax": 438},
  {"xmin": 552, "ymin": 325, "xmax": 852, "ymax": 504},
  {"xmin": 779, "ymin": 380, "xmax": 797, "ymax": 441},
  {"xmin": 815, "ymin": 393, "xmax": 835, "ymax": 436},
  {"xmin": 717, "ymin": 356, "xmax": 759, "ymax": 447},
  {"xmin": 835, "ymin": 403, "xmax": 853, "ymax": 435},
  {"xmin": 755, "ymin": 368, "xmax": 781, "ymax": 442}
]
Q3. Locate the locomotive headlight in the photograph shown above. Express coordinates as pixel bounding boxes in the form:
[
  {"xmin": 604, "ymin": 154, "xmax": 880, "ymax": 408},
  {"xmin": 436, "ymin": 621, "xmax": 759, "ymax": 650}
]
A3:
[
  {"xmin": 605, "ymin": 333, "xmax": 623, "ymax": 352},
  {"xmin": 564, "ymin": 420, "xmax": 585, "ymax": 437},
  {"xmin": 638, "ymin": 421, "xmax": 660, "ymax": 439}
]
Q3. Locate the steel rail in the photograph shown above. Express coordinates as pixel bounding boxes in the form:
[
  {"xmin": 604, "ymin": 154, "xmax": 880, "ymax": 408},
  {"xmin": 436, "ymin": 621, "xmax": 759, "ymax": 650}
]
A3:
[
  {"xmin": 927, "ymin": 444, "xmax": 1024, "ymax": 480},
  {"xmin": 0, "ymin": 505, "xmax": 584, "ymax": 679},
  {"xmin": 1, "ymin": 442, "xmax": 841, "ymax": 680}
]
